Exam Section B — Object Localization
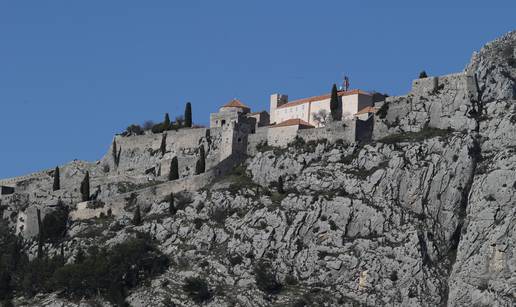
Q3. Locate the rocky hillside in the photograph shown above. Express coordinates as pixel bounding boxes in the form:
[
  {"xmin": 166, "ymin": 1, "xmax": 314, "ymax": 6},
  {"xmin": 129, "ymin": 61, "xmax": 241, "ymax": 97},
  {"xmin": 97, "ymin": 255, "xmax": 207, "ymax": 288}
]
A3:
[{"xmin": 0, "ymin": 31, "xmax": 515, "ymax": 307}]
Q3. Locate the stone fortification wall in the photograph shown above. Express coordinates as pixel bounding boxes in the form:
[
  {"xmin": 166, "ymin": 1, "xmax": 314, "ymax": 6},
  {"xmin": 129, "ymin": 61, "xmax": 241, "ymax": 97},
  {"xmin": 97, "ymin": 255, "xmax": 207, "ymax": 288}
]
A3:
[
  {"xmin": 249, "ymin": 119, "xmax": 372, "ymax": 151},
  {"xmin": 373, "ymin": 72, "xmax": 478, "ymax": 140},
  {"xmin": 102, "ymin": 128, "xmax": 210, "ymax": 172},
  {"xmin": 227, "ymin": 122, "xmax": 253, "ymax": 158},
  {"xmin": 268, "ymin": 125, "xmax": 299, "ymax": 147},
  {"xmin": 101, "ymin": 124, "xmax": 249, "ymax": 177},
  {"xmin": 70, "ymin": 154, "xmax": 243, "ymax": 220},
  {"xmin": 0, "ymin": 169, "xmax": 53, "ymax": 187},
  {"xmin": 297, "ymin": 120, "xmax": 356, "ymax": 144},
  {"xmin": 247, "ymin": 127, "xmax": 269, "ymax": 155}
]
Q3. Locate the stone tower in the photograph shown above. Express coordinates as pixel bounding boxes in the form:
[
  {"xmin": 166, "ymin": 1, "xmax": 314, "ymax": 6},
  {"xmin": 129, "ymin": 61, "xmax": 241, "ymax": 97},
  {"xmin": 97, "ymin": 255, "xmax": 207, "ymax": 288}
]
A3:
[{"xmin": 269, "ymin": 93, "xmax": 288, "ymax": 124}]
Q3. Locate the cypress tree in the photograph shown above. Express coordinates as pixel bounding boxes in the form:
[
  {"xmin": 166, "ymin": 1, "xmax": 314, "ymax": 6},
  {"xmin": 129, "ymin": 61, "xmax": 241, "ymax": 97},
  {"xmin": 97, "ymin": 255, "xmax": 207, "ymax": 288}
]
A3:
[
  {"xmin": 195, "ymin": 145, "xmax": 206, "ymax": 175},
  {"xmin": 53, "ymin": 166, "xmax": 60, "ymax": 191},
  {"xmin": 164, "ymin": 113, "xmax": 171, "ymax": 131},
  {"xmin": 133, "ymin": 205, "xmax": 142, "ymax": 226},
  {"xmin": 330, "ymin": 84, "xmax": 339, "ymax": 121},
  {"xmin": 184, "ymin": 102, "xmax": 192, "ymax": 128},
  {"xmin": 160, "ymin": 133, "xmax": 167, "ymax": 156},
  {"xmin": 80, "ymin": 172, "xmax": 90, "ymax": 202},
  {"xmin": 112, "ymin": 139, "xmax": 121, "ymax": 167},
  {"xmin": 116, "ymin": 147, "xmax": 122, "ymax": 167},
  {"xmin": 112, "ymin": 139, "xmax": 117, "ymax": 163},
  {"xmin": 75, "ymin": 247, "xmax": 85, "ymax": 264},
  {"xmin": 60, "ymin": 243, "xmax": 65, "ymax": 265},
  {"xmin": 37, "ymin": 209, "xmax": 43, "ymax": 259},
  {"xmin": 168, "ymin": 193, "xmax": 176, "ymax": 215},
  {"xmin": 278, "ymin": 176, "xmax": 285, "ymax": 194},
  {"xmin": 169, "ymin": 157, "xmax": 179, "ymax": 181}
]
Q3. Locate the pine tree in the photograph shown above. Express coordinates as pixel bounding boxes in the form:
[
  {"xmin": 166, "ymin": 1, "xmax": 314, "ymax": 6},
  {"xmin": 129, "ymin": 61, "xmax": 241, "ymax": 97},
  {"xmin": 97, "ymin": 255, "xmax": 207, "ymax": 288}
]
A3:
[
  {"xmin": 169, "ymin": 157, "xmax": 179, "ymax": 181},
  {"xmin": 277, "ymin": 176, "xmax": 285, "ymax": 194},
  {"xmin": 330, "ymin": 84, "xmax": 339, "ymax": 121},
  {"xmin": 184, "ymin": 102, "xmax": 192, "ymax": 128},
  {"xmin": 133, "ymin": 205, "xmax": 142, "ymax": 226},
  {"xmin": 168, "ymin": 193, "xmax": 176, "ymax": 215},
  {"xmin": 164, "ymin": 113, "xmax": 171, "ymax": 131},
  {"xmin": 419, "ymin": 71, "xmax": 428, "ymax": 78},
  {"xmin": 195, "ymin": 145, "xmax": 206, "ymax": 175},
  {"xmin": 53, "ymin": 166, "xmax": 60, "ymax": 191},
  {"xmin": 160, "ymin": 133, "xmax": 167, "ymax": 156},
  {"xmin": 80, "ymin": 172, "xmax": 90, "ymax": 202}
]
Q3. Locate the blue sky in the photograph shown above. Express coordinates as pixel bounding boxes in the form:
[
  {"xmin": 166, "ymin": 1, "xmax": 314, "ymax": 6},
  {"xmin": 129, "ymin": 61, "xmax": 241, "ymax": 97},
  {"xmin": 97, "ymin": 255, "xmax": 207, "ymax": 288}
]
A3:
[{"xmin": 0, "ymin": 0, "xmax": 514, "ymax": 178}]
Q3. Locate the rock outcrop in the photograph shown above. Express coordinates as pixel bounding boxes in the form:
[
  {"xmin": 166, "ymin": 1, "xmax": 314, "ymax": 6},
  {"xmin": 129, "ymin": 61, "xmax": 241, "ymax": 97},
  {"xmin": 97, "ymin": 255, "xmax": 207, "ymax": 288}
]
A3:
[{"xmin": 1, "ymin": 31, "xmax": 515, "ymax": 307}]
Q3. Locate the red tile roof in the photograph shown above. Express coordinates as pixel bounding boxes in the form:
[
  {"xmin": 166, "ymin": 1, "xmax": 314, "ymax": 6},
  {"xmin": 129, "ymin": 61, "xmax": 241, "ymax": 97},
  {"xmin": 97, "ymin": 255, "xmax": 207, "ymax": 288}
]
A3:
[
  {"xmin": 271, "ymin": 118, "xmax": 315, "ymax": 129},
  {"xmin": 355, "ymin": 106, "xmax": 378, "ymax": 115},
  {"xmin": 277, "ymin": 89, "xmax": 372, "ymax": 109},
  {"xmin": 223, "ymin": 98, "xmax": 250, "ymax": 109}
]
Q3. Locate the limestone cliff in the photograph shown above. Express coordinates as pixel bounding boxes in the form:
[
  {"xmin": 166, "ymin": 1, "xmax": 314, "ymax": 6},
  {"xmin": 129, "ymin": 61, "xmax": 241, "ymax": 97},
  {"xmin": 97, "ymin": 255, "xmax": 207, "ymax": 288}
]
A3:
[{"xmin": 0, "ymin": 31, "xmax": 514, "ymax": 307}]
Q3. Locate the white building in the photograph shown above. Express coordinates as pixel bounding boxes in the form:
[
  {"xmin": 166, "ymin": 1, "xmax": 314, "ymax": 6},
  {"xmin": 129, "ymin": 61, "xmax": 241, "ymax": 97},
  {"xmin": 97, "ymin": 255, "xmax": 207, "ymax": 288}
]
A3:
[{"xmin": 270, "ymin": 89, "xmax": 374, "ymax": 127}]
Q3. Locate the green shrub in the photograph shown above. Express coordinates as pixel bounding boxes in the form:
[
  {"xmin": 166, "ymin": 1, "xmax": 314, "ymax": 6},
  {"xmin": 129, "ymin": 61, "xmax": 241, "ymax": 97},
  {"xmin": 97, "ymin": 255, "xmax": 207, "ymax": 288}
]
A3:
[
  {"xmin": 20, "ymin": 256, "xmax": 63, "ymax": 297},
  {"xmin": 254, "ymin": 261, "xmax": 282, "ymax": 294},
  {"xmin": 182, "ymin": 277, "xmax": 212, "ymax": 304},
  {"xmin": 151, "ymin": 123, "xmax": 165, "ymax": 134},
  {"xmin": 174, "ymin": 192, "xmax": 193, "ymax": 211},
  {"xmin": 193, "ymin": 218, "xmax": 203, "ymax": 230},
  {"xmin": 376, "ymin": 102, "xmax": 389, "ymax": 119},
  {"xmin": 132, "ymin": 205, "xmax": 142, "ymax": 226},
  {"xmin": 53, "ymin": 238, "xmax": 168, "ymax": 304},
  {"xmin": 0, "ymin": 222, "xmax": 25, "ymax": 301},
  {"xmin": 379, "ymin": 127, "xmax": 450, "ymax": 144},
  {"xmin": 122, "ymin": 124, "xmax": 144, "ymax": 136},
  {"xmin": 41, "ymin": 202, "xmax": 69, "ymax": 243},
  {"xmin": 168, "ymin": 193, "xmax": 176, "ymax": 216},
  {"xmin": 256, "ymin": 141, "xmax": 275, "ymax": 153},
  {"xmin": 210, "ymin": 207, "xmax": 236, "ymax": 225},
  {"xmin": 228, "ymin": 254, "xmax": 243, "ymax": 266}
]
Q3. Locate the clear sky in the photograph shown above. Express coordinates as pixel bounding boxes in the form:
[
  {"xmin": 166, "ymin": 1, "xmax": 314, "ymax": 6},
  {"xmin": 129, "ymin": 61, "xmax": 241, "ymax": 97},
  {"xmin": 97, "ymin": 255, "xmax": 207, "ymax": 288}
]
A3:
[{"xmin": 0, "ymin": 0, "xmax": 514, "ymax": 178}]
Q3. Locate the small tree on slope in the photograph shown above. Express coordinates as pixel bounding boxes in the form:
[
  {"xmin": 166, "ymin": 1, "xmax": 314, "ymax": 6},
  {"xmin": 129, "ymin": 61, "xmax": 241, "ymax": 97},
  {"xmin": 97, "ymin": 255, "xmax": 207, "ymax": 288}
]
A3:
[
  {"xmin": 330, "ymin": 83, "xmax": 340, "ymax": 121},
  {"xmin": 195, "ymin": 145, "xmax": 206, "ymax": 175},
  {"xmin": 80, "ymin": 172, "xmax": 90, "ymax": 202},
  {"xmin": 184, "ymin": 102, "xmax": 192, "ymax": 128},
  {"xmin": 53, "ymin": 166, "xmax": 60, "ymax": 191},
  {"xmin": 169, "ymin": 157, "xmax": 179, "ymax": 181}
]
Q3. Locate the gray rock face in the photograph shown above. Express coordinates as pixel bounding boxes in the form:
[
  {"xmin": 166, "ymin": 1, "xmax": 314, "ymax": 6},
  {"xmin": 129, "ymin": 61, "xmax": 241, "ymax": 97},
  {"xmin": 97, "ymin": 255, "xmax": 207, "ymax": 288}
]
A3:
[
  {"xmin": 246, "ymin": 134, "xmax": 476, "ymax": 306},
  {"xmin": 2, "ymin": 31, "xmax": 515, "ymax": 306}
]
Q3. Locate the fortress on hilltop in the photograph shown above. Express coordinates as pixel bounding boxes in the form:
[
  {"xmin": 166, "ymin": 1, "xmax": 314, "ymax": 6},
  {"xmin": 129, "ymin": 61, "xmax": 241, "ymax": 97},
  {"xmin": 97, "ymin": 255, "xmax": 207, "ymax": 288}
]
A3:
[
  {"xmin": 208, "ymin": 85, "xmax": 380, "ymax": 149},
  {"xmin": 0, "ymin": 71, "xmax": 475, "ymax": 236}
]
